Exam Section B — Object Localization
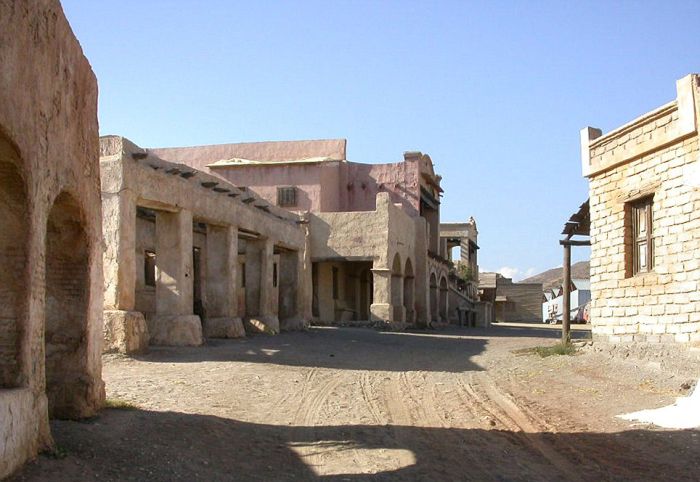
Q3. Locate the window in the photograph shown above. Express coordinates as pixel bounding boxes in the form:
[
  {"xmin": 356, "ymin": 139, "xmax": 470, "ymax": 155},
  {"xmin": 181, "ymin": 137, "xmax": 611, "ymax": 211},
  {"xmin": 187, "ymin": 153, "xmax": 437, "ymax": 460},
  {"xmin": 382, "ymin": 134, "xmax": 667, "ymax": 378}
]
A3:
[
  {"xmin": 144, "ymin": 250, "xmax": 156, "ymax": 287},
  {"xmin": 277, "ymin": 186, "xmax": 297, "ymax": 207},
  {"xmin": 629, "ymin": 196, "xmax": 654, "ymax": 276}
]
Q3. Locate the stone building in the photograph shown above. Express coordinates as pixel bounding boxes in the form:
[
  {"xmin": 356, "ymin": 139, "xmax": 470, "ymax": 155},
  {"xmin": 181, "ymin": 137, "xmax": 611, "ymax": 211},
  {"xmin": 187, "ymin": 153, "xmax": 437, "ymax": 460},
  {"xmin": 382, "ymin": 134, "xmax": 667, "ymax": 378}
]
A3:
[
  {"xmin": 100, "ymin": 137, "xmax": 311, "ymax": 353},
  {"xmin": 148, "ymin": 140, "xmax": 473, "ymax": 327},
  {"xmin": 581, "ymin": 74, "xmax": 700, "ymax": 344},
  {"xmin": 1, "ymin": 1, "xmax": 105, "ymax": 477},
  {"xmin": 479, "ymin": 273, "xmax": 543, "ymax": 323}
]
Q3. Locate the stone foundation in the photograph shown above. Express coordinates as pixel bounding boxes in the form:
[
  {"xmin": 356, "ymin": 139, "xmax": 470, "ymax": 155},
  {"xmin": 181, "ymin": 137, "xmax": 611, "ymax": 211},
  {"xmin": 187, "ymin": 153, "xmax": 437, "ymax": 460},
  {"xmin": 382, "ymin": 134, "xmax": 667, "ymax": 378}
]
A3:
[
  {"xmin": 204, "ymin": 317, "xmax": 246, "ymax": 338},
  {"xmin": 280, "ymin": 316, "xmax": 307, "ymax": 332},
  {"xmin": 149, "ymin": 315, "xmax": 203, "ymax": 346},
  {"xmin": 103, "ymin": 310, "xmax": 149, "ymax": 354}
]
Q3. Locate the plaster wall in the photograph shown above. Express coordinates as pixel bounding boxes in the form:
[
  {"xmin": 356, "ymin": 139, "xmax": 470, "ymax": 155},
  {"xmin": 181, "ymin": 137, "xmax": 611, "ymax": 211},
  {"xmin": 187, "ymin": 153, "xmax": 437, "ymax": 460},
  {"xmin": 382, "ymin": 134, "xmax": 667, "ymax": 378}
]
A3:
[
  {"xmin": 101, "ymin": 137, "xmax": 311, "ymax": 346},
  {"xmin": 211, "ymin": 163, "xmax": 326, "ymax": 212},
  {"xmin": 0, "ymin": 1, "xmax": 104, "ymax": 476}
]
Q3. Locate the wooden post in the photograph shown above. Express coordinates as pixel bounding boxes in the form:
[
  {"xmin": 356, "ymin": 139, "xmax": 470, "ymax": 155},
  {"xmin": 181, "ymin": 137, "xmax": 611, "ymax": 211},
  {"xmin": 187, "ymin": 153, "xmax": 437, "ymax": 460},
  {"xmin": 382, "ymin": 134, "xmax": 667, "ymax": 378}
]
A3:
[{"xmin": 562, "ymin": 242, "xmax": 571, "ymax": 344}]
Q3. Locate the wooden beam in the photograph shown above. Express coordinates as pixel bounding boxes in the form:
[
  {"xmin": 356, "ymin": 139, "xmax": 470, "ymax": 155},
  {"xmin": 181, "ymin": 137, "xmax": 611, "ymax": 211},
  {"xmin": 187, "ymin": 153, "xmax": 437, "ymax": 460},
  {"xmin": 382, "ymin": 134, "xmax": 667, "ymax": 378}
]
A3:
[{"xmin": 559, "ymin": 239, "xmax": 591, "ymax": 247}]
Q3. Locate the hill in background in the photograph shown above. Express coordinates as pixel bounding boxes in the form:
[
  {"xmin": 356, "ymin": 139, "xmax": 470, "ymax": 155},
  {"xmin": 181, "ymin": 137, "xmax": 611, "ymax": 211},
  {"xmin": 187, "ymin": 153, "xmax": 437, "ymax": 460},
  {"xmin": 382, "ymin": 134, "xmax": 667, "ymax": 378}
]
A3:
[{"xmin": 521, "ymin": 261, "xmax": 590, "ymax": 290}]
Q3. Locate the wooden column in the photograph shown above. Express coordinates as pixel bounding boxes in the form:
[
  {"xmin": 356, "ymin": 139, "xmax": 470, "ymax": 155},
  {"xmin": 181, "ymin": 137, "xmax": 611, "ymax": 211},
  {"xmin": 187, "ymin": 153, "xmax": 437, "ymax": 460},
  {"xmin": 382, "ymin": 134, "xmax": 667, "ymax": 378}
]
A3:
[{"xmin": 562, "ymin": 242, "xmax": 571, "ymax": 344}]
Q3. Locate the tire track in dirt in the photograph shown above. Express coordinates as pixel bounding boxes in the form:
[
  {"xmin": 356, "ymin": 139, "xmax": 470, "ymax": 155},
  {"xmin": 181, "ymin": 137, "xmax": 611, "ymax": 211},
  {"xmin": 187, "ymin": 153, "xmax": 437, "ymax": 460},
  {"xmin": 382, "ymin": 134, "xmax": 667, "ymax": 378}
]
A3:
[
  {"xmin": 290, "ymin": 367, "xmax": 318, "ymax": 424},
  {"xmin": 472, "ymin": 373, "xmax": 584, "ymax": 482},
  {"xmin": 291, "ymin": 369, "xmax": 346, "ymax": 472},
  {"xmin": 401, "ymin": 371, "xmax": 500, "ymax": 481},
  {"xmin": 359, "ymin": 371, "xmax": 385, "ymax": 425}
]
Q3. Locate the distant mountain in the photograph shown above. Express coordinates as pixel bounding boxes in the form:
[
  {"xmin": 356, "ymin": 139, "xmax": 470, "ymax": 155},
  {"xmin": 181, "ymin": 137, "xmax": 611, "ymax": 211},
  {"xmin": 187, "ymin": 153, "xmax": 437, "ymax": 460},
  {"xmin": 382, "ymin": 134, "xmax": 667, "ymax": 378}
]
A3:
[{"xmin": 521, "ymin": 261, "xmax": 590, "ymax": 290}]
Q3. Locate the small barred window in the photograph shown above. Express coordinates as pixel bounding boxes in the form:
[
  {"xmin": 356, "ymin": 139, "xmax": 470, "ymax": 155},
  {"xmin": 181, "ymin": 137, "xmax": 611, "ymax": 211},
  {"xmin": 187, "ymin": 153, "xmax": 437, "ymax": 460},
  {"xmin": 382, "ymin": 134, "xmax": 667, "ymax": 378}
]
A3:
[{"xmin": 277, "ymin": 186, "xmax": 297, "ymax": 207}]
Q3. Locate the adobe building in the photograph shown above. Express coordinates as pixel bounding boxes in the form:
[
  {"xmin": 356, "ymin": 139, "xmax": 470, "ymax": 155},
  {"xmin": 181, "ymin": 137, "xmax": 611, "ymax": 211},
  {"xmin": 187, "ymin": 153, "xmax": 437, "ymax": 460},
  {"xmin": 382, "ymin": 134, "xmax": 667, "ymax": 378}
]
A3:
[
  {"xmin": 100, "ymin": 136, "xmax": 311, "ymax": 353},
  {"xmin": 440, "ymin": 219, "xmax": 481, "ymax": 325},
  {"xmin": 1, "ymin": 1, "xmax": 105, "ymax": 477},
  {"xmin": 581, "ymin": 74, "xmax": 700, "ymax": 344},
  {"xmin": 148, "ymin": 140, "xmax": 470, "ymax": 327}
]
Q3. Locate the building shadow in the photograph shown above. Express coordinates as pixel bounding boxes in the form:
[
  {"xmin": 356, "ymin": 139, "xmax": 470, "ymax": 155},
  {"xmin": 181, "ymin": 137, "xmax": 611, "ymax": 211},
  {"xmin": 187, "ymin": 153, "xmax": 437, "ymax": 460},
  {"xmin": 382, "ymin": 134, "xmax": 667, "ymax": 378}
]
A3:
[
  {"xmin": 131, "ymin": 327, "xmax": 493, "ymax": 373},
  {"xmin": 11, "ymin": 408, "xmax": 700, "ymax": 481}
]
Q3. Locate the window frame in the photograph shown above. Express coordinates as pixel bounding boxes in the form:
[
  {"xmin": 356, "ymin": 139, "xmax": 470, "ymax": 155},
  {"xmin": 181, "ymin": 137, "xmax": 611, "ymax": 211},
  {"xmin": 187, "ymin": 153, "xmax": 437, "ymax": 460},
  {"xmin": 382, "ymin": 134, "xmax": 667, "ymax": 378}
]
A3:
[
  {"xmin": 277, "ymin": 186, "xmax": 297, "ymax": 207},
  {"xmin": 629, "ymin": 196, "xmax": 654, "ymax": 276}
]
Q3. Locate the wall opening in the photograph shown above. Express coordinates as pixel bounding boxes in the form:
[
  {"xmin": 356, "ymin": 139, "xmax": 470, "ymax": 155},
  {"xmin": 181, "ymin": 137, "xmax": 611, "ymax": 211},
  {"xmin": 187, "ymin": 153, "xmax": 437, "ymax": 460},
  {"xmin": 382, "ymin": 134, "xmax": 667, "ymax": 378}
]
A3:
[
  {"xmin": 403, "ymin": 259, "xmax": 415, "ymax": 324},
  {"xmin": 45, "ymin": 192, "xmax": 89, "ymax": 419},
  {"xmin": 391, "ymin": 254, "xmax": 403, "ymax": 321},
  {"xmin": 0, "ymin": 143, "xmax": 27, "ymax": 389},
  {"xmin": 277, "ymin": 249, "xmax": 298, "ymax": 321},
  {"xmin": 429, "ymin": 273, "xmax": 438, "ymax": 322},
  {"xmin": 439, "ymin": 276, "xmax": 448, "ymax": 322}
]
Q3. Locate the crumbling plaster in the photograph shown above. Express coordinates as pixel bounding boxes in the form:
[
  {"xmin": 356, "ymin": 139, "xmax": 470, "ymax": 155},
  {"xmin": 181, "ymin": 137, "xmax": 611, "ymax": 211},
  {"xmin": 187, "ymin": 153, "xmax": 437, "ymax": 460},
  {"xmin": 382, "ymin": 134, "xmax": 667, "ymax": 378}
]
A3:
[{"xmin": 0, "ymin": 0, "xmax": 104, "ymax": 477}]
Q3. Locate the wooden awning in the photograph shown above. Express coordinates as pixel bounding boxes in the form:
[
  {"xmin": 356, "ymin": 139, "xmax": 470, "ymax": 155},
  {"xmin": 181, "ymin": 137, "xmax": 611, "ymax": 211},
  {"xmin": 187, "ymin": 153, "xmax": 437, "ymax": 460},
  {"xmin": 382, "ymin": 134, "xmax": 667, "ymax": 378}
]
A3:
[{"xmin": 561, "ymin": 199, "xmax": 590, "ymax": 238}]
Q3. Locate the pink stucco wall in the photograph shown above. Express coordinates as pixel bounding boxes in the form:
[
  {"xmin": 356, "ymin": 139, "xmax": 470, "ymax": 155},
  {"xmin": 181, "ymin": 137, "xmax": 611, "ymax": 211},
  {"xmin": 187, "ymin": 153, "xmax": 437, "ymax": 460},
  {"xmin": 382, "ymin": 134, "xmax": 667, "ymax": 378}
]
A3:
[
  {"xmin": 207, "ymin": 159, "xmax": 423, "ymax": 216},
  {"xmin": 340, "ymin": 161, "xmax": 421, "ymax": 216}
]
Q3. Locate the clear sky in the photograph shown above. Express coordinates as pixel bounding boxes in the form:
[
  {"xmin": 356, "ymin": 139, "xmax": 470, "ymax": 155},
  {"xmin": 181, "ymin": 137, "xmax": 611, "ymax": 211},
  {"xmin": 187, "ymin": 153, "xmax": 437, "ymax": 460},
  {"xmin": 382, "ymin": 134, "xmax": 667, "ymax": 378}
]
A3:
[{"xmin": 61, "ymin": 0, "xmax": 700, "ymax": 280}]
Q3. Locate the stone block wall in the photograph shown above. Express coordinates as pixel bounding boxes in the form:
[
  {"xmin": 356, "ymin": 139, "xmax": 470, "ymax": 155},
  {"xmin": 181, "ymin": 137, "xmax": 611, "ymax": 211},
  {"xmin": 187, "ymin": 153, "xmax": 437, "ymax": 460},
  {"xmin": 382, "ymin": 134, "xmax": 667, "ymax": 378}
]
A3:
[{"xmin": 583, "ymin": 74, "xmax": 700, "ymax": 344}]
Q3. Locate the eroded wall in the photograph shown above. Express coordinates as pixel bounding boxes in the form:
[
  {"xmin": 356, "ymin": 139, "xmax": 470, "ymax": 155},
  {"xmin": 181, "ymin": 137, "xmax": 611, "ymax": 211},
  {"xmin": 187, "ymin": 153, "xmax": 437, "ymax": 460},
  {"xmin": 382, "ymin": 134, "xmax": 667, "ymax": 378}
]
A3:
[{"xmin": 0, "ymin": 1, "xmax": 104, "ymax": 476}]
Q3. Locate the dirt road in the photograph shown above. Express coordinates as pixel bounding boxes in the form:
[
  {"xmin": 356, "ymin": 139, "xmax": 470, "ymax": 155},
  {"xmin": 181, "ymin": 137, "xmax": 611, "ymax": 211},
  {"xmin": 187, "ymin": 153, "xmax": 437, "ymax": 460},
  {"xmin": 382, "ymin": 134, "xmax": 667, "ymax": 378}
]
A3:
[{"xmin": 11, "ymin": 326, "xmax": 700, "ymax": 481}]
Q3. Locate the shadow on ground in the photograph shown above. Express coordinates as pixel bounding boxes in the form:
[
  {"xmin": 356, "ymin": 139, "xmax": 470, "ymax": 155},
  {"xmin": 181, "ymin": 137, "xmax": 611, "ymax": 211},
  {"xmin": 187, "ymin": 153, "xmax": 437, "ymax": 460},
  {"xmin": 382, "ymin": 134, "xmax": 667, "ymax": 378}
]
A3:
[
  {"xmin": 11, "ymin": 408, "xmax": 700, "ymax": 481},
  {"xmin": 127, "ymin": 325, "xmax": 586, "ymax": 373}
]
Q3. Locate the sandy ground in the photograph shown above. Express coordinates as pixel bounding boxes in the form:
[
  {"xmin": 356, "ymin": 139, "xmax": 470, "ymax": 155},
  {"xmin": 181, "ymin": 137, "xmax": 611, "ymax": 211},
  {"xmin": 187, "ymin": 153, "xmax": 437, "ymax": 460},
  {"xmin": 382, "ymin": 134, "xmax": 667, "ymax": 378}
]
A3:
[{"xmin": 10, "ymin": 325, "xmax": 700, "ymax": 481}]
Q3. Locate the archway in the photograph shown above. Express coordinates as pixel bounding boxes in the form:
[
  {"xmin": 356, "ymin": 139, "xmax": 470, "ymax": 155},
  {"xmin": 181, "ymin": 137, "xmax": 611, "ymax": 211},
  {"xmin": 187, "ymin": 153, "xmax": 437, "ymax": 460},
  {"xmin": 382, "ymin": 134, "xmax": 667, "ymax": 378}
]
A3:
[
  {"xmin": 45, "ymin": 192, "xmax": 90, "ymax": 418},
  {"xmin": 439, "ymin": 276, "xmax": 448, "ymax": 322},
  {"xmin": 359, "ymin": 269, "xmax": 372, "ymax": 320},
  {"xmin": 0, "ymin": 138, "xmax": 27, "ymax": 389},
  {"xmin": 429, "ymin": 272, "xmax": 439, "ymax": 323},
  {"xmin": 390, "ymin": 254, "xmax": 403, "ymax": 322},
  {"xmin": 403, "ymin": 259, "xmax": 415, "ymax": 324}
]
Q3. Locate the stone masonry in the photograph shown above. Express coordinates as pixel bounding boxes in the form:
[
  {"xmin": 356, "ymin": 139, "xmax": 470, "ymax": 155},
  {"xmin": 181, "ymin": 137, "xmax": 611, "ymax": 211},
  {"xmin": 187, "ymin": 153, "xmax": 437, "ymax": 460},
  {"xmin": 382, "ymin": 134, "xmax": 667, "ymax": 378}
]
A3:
[{"xmin": 582, "ymin": 74, "xmax": 700, "ymax": 344}]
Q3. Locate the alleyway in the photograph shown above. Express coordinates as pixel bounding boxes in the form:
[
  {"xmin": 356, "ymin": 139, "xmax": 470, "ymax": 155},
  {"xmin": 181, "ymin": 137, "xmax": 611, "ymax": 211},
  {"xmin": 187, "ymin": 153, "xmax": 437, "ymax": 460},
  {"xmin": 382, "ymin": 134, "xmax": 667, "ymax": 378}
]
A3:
[{"xmin": 12, "ymin": 327, "xmax": 699, "ymax": 481}]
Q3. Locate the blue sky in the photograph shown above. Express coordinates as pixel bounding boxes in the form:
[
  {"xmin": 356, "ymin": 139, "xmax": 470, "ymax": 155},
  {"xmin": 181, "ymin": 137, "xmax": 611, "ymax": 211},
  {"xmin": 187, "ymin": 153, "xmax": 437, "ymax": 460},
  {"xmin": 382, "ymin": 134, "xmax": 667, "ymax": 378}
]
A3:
[{"xmin": 61, "ymin": 0, "xmax": 700, "ymax": 280}]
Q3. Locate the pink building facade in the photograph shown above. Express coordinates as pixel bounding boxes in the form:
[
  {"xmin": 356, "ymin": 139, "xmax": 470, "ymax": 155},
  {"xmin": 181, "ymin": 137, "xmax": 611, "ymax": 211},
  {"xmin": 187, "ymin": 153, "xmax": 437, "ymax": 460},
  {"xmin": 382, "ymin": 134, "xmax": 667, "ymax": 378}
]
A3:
[{"xmin": 150, "ymin": 139, "xmax": 474, "ymax": 326}]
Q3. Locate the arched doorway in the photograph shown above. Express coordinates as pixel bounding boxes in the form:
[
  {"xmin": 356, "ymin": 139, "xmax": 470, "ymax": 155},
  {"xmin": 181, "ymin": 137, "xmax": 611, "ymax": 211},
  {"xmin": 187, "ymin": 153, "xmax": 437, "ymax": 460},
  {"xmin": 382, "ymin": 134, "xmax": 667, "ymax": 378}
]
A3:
[
  {"xmin": 390, "ymin": 254, "xmax": 403, "ymax": 322},
  {"xmin": 0, "ymin": 138, "xmax": 27, "ymax": 389},
  {"xmin": 429, "ymin": 272, "xmax": 439, "ymax": 323},
  {"xmin": 45, "ymin": 192, "xmax": 90, "ymax": 419},
  {"xmin": 403, "ymin": 259, "xmax": 415, "ymax": 324},
  {"xmin": 359, "ymin": 268, "xmax": 373, "ymax": 320},
  {"xmin": 439, "ymin": 276, "xmax": 448, "ymax": 322}
]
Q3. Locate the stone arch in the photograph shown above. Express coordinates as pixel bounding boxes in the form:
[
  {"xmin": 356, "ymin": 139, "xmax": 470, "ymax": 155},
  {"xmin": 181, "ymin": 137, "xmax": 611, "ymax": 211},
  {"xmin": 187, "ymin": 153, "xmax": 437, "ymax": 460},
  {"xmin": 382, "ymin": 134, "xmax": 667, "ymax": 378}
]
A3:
[
  {"xmin": 403, "ymin": 258, "xmax": 415, "ymax": 324},
  {"xmin": 429, "ymin": 272, "xmax": 439, "ymax": 323},
  {"xmin": 0, "ymin": 135, "xmax": 27, "ymax": 389},
  {"xmin": 439, "ymin": 275, "xmax": 449, "ymax": 322},
  {"xmin": 45, "ymin": 191, "xmax": 91, "ymax": 418}
]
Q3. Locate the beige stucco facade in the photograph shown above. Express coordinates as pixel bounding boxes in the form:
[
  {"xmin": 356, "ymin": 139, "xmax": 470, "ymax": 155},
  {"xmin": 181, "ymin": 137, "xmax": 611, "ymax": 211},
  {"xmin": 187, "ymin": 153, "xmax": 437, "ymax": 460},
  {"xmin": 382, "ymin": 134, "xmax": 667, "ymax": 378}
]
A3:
[
  {"xmin": 309, "ymin": 193, "xmax": 428, "ymax": 326},
  {"xmin": 0, "ymin": 1, "xmax": 105, "ymax": 477},
  {"xmin": 100, "ymin": 136, "xmax": 311, "ymax": 352},
  {"xmin": 582, "ymin": 74, "xmax": 700, "ymax": 344}
]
